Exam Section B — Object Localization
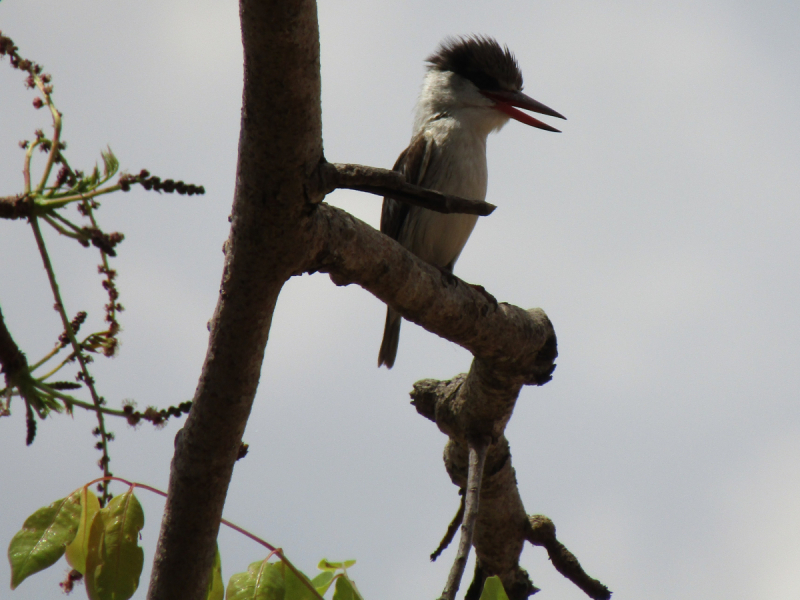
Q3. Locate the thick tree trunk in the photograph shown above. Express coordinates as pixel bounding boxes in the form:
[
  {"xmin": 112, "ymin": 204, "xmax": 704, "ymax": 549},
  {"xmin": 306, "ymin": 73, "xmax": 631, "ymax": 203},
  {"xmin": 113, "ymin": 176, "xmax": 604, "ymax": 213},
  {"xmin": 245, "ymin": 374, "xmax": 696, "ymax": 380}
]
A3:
[{"xmin": 146, "ymin": 1, "xmax": 323, "ymax": 598}]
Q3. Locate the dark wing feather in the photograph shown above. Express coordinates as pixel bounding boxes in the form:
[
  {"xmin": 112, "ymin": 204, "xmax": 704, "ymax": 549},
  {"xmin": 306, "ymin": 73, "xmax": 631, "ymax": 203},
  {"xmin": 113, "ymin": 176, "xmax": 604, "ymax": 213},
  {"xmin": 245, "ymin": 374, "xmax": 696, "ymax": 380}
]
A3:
[{"xmin": 380, "ymin": 132, "xmax": 436, "ymax": 240}]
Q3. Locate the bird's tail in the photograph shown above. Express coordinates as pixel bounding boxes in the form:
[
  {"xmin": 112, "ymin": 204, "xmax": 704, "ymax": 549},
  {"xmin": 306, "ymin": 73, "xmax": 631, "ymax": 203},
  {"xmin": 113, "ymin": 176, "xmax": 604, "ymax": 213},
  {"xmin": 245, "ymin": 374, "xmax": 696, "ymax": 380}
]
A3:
[{"xmin": 378, "ymin": 307, "xmax": 402, "ymax": 369}]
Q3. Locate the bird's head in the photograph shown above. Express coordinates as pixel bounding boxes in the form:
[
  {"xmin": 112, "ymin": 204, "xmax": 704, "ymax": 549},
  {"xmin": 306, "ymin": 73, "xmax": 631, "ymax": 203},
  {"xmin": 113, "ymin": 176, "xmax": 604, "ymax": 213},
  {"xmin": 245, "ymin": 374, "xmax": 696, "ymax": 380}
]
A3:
[{"xmin": 419, "ymin": 35, "xmax": 566, "ymax": 134}]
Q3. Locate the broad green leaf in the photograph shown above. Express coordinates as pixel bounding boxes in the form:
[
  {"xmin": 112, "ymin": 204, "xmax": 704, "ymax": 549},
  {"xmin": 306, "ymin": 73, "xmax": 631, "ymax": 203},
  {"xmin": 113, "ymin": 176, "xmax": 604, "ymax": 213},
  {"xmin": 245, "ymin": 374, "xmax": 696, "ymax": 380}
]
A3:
[
  {"xmin": 85, "ymin": 509, "xmax": 107, "ymax": 598},
  {"xmin": 317, "ymin": 559, "xmax": 356, "ymax": 572},
  {"xmin": 226, "ymin": 560, "xmax": 285, "ymax": 600},
  {"xmin": 8, "ymin": 492, "xmax": 82, "ymax": 589},
  {"xmin": 84, "ymin": 489, "xmax": 145, "ymax": 600},
  {"xmin": 478, "ymin": 576, "xmax": 510, "ymax": 600},
  {"xmin": 332, "ymin": 575, "xmax": 362, "ymax": 600},
  {"xmin": 65, "ymin": 487, "xmax": 101, "ymax": 574},
  {"xmin": 226, "ymin": 560, "xmax": 320, "ymax": 600},
  {"xmin": 205, "ymin": 545, "xmax": 224, "ymax": 600},
  {"xmin": 284, "ymin": 563, "xmax": 320, "ymax": 600},
  {"xmin": 311, "ymin": 572, "xmax": 334, "ymax": 596}
]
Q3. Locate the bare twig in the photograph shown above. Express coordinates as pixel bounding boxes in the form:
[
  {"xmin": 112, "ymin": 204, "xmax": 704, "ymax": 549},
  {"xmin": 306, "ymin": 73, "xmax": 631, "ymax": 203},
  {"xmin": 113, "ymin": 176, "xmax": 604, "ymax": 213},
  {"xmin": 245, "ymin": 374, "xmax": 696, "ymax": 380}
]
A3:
[
  {"xmin": 440, "ymin": 442, "xmax": 488, "ymax": 600},
  {"xmin": 431, "ymin": 490, "xmax": 465, "ymax": 562},
  {"xmin": 526, "ymin": 515, "xmax": 611, "ymax": 600},
  {"xmin": 319, "ymin": 162, "xmax": 496, "ymax": 216},
  {"xmin": 30, "ymin": 216, "xmax": 114, "ymax": 503}
]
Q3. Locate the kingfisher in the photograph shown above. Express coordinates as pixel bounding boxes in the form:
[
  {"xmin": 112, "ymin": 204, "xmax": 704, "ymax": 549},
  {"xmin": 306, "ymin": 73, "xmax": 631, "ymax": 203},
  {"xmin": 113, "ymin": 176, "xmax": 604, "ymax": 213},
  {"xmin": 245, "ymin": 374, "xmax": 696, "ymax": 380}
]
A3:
[{"xmin": 378, "ymin": 35, "xmax": 565, "ymax": 368}]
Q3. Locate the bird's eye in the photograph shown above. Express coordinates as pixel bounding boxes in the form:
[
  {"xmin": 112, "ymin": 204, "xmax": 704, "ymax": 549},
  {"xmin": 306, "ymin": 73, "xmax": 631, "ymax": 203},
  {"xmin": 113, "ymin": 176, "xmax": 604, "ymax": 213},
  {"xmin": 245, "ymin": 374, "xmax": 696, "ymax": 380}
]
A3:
[{"xmin": 469, "ymin": 72, "xmax": 502, "ymax": 92}]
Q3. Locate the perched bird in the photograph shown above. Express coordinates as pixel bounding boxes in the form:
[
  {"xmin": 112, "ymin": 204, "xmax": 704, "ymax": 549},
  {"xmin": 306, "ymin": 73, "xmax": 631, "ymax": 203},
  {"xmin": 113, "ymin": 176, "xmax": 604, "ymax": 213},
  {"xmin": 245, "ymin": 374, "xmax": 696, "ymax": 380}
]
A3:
[{"xmin": 378, "ymin": 35, "xmax": 565, "ymax": 369}]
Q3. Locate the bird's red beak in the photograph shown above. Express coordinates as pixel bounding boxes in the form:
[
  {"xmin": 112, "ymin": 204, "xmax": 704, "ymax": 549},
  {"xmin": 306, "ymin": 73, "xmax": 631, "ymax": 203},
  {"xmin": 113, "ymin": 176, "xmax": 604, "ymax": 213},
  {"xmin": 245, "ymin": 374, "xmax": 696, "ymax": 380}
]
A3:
[{"xmin": 482, "ymin": 90, "xmax": 566, "ymax": 133}]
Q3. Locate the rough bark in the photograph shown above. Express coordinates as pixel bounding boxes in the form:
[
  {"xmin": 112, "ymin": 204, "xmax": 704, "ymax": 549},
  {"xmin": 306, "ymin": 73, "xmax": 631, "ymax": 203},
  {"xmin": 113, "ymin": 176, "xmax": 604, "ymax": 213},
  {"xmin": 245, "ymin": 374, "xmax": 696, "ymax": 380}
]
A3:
[
  {"xmin": 146, "ymin": 0, "xmax": 323, "ymax": 597},
  {"xmin": 317, "ymin": 162, "xmax": 496, "ymax": 216},
  {"xmin": 0, "ymin": 194, "xmax": 33, "ymax": 219},
  {"xmin": 413, "ymin": 381, "xmax": 611, "ymax": 600},
  {"xmin": 306, "ymin": 203, "xmax": 557, "ymax": 389}
]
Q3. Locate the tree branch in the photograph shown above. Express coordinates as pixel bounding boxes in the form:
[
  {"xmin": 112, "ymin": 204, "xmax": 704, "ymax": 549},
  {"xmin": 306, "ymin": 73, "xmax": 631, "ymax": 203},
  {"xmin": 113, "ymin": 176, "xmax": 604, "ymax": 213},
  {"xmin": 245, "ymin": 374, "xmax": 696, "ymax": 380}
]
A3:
[
  {"xmin": 440, "ymin": 442, "xmax": 488, "ymax": 600},
  {"xmin": 318, "ymin": 162, "xmax": 496, "ymax": 216},
  {"xmin": 0, "ymin": 305, "xmax": 28, "ymax": 388},
  {"xmin": 431, "ymin": 491, "xmax": 465, "ymax": 561},
  {"xmin": 0, "ymin": 194, "xmax": 33, "ymax": 219},
  {"xmin": 307, "ymin": 202, "xmax": 557, "ymax": 388},
  {"xmin": 146, "ymin": 0, "xmax": 324, "ymax": 597},
  {"xmin": 526, "ymin": 515, "xmax": 611, "ymax": 600},
  {"xmin": 412, "ymin": 381, "xmax": 612, "ymax": 600}
]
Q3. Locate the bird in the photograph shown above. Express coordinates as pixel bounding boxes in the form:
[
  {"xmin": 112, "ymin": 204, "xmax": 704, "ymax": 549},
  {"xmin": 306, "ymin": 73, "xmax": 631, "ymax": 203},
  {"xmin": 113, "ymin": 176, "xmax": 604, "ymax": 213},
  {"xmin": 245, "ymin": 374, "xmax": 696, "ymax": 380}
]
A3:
[{"xmin": 378, "ymin": 35, "xmax": 565, "ymax": 369}]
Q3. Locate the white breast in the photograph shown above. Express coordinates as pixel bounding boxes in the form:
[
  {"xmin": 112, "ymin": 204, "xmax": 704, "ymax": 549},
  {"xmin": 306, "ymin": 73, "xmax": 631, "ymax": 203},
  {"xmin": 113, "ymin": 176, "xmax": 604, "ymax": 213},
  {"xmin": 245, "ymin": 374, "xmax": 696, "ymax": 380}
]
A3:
[{"xmin": 400, "ymin": 116, "xmax": 489, "ymax": 269}]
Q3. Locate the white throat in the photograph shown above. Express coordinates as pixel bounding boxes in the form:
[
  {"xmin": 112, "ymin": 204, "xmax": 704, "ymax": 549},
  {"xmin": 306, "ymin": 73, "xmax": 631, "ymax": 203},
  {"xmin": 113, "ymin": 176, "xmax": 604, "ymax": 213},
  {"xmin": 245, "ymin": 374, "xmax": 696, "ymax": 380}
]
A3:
[{"xmin": 413, "ymin": 70, "xmax": 510, "ymax": 138}]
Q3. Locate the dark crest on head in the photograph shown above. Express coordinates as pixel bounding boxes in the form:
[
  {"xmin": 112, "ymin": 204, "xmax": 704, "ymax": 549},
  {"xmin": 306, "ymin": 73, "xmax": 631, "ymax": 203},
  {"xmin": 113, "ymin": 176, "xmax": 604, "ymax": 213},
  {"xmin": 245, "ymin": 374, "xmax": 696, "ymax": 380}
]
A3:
[{"xmin": 426, "ymin": 35, "xmax": 523, "ymax": 93}]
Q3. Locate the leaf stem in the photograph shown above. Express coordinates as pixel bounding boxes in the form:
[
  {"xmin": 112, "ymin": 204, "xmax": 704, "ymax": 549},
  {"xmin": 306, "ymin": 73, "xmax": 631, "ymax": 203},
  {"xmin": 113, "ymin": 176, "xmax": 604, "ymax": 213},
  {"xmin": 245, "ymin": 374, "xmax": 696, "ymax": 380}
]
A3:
[
  {"xmin": 78, "ymin": 476, "xmax": 326, "ymax": 600},
  {"xmin": 34, "ymin": 78, "xmax": 62, "ymax": 193},
  {"xmin": 23, "ymin": 138, "xmax": 41, "ymax": 194},
  {"xmin": 48, "ymin": 210, "xmax": 85, "ymax": 233},
  {"xmin": 42, "ymin": 213, "xmax": 83, "ymax": 239},
  {"xmin": 30, "ymin": 380, "xmax": 128, "ymax": 417},
  {"xmin": 36, "ymin": 182, "xmax": 123, "ymax": 209},
  {"xmin": 27, "ymin": 343, "xmax": 63, "ymax": 372}
]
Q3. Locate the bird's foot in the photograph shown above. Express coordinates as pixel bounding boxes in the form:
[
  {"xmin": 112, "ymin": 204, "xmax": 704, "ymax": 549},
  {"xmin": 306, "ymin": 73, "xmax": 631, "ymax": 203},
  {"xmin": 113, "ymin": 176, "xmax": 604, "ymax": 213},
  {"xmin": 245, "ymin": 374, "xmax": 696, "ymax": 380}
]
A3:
[
  {"xmin": 469, "ymin": 283, "xmax": 498, "ymax": 308},
  {"xmin": 437, "ymin": 266, "xmax": 459, "ymax": 288}
]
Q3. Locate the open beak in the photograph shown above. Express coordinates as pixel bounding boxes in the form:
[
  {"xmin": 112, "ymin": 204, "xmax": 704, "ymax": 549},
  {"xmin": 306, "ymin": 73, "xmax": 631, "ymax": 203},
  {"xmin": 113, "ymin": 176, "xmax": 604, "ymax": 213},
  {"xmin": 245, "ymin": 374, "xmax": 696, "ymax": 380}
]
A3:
[{"xmin": 482, "ymin": 90, "xmax": 566, "ymax": 133}]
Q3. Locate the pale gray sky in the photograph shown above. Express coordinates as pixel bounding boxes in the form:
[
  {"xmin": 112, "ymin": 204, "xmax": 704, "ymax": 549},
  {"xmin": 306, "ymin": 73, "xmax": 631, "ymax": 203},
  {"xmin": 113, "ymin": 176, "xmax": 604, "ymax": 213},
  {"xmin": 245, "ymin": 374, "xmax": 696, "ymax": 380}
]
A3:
[{"xmin": 2, "ymin": 1, "xmax": 800, "ymax": 599}]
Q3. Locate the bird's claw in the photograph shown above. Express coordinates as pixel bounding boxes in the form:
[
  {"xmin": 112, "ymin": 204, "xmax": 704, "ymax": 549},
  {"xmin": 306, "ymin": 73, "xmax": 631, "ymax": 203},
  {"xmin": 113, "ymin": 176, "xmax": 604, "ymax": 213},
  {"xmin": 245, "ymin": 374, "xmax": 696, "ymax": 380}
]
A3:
[
  {"xmin": 470, "ymin": 284, "xmax": 498, "ymax": 309},
  {"xmin": 437, "ymin": 266, "xmax": 459, "ymax": 288}
]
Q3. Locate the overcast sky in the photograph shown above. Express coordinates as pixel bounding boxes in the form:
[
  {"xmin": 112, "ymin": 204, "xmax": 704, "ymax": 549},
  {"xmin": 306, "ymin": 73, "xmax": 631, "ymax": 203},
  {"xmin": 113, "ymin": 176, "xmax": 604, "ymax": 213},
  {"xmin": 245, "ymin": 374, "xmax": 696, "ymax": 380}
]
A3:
[{"xmin": 2, "ymin": 1, "xmax": 800, "ymax": 599}]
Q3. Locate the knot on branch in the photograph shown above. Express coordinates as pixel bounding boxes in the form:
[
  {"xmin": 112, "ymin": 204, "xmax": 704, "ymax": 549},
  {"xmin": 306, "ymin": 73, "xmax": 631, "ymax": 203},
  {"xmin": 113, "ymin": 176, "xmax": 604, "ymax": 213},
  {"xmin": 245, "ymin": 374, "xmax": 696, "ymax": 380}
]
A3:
[{"xmin": 409, "ymin": 310, "xmax": 557, "ymax": 444}]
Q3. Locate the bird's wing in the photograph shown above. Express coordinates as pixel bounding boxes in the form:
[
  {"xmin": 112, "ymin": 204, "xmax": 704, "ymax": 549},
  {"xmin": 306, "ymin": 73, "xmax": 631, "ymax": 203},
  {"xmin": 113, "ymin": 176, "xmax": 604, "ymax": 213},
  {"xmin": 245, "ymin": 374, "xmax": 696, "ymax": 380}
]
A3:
[{"xmin": 380, "ymin": 131, "xmax": 437, "ymax": 240}]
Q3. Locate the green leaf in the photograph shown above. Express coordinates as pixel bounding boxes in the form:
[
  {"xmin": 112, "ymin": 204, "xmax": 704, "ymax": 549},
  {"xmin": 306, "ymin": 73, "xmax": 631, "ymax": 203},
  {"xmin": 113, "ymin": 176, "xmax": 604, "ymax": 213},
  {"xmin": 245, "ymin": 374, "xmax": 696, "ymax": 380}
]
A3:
[
  {"xmin": 310, "ymin": 572, "xmax": 334, "ymax": 596},
  {"xmin": 8, "ymin": 492, "xmax": 82, "ymax": 589},
  {"xmin": 205, "ymin": 545, "xmax": 224, "ymax": 600},
  {"xmin": 225, "ymin": 560, "xmax": 319, "ymax": 600},
  {"xmin": 65, "ymin": 487, "xmax": 101, "ymax": 574},
  {"xmin": 101, "ymin": 148, "xmax": 119, "ymax": 180},
  {"xmin": 284, "ymin": 563, "xmax": 319, "ymax": 600},
  {"xmin": 478, "ymin": 576, "xmax": 510, "ymax": 600},
  {"xmin": 226, "ymin": 560, "xmax": 286, "ymax": 600},
  {"xmin": 317, "ymin": 559, "xmax": 356, "ymax": 572},
  {"xmin": 332, "ymin": 575, "xmax": 363, "ymax": 600},
  {"xmin": 89, "ymin": 165, "xmax": 101, "ymax": 187},
  {"xmin": 84, "ymin": 489, "xmax": 145, "ymax": 600}
]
